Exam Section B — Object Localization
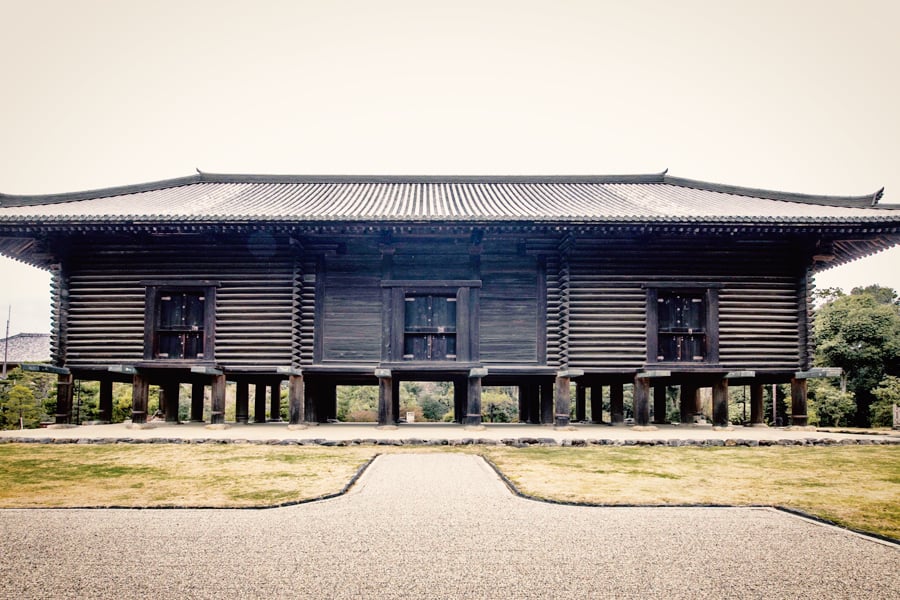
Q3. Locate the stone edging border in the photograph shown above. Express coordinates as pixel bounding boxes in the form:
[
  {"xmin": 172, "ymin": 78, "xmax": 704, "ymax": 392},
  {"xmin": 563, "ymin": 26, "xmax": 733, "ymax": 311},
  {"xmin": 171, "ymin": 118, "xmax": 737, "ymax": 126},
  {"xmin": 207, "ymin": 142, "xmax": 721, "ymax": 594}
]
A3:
[
  {"xmin": 479, "ymin": 455, "xmax": 900, "ymax": 547},
  {"xmin": 1, "ymin": 436, "xmax": 898, "ymax": 447}
]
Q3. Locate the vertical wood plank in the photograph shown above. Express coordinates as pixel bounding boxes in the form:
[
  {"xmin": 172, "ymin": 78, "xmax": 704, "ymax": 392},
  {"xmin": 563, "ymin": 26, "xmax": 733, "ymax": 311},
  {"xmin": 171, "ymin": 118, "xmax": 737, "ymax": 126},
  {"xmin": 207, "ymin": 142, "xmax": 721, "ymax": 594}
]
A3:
[
  {"xmin": 236, "ymin": 381, "xmax": 250, "ymax": 424},
  {"xmin": 288, "ymin": 374, "xmax": 304, "ymax": 424},
  {"xmin": 98, "ymin": 379, "xmax": 113, "ymax": 423},
  {"xmin": 791, "ymin": 378, "xmax": 808, "ymax": 426},
  {"xmin": 610, "ymin": 382, "xmax": 624, "ymax": 424},
  {"xmin": 590, "ymin": 385, "xmax": 603, "ymax": 423},
  {"xmin": 377, "ymin": 372, "xmax": 393, "ymax": 426},
  {"xmin": 254, "ymin": 383, "xmax": 267, "ymax": 423},
  {"xmin": 131, "ymin": 373, "xmax": 149, "ymax": 425},
  {"xmin": 653, "ymin": 384, "xmax": 667, "ymax": 424},
  {"xmin": 679, "ymin": 384, "xmax": 697, "ymax": 424},
  {"xmin": 575, "ymin": 383, "xmax": 586, "ymax": 423},
  {"xmin": 633, "ymin": 376, "xmax": 651, "ymax": 426},
  {"xmin": 270, "ymin": 382, "xmax": 283, "ymax": 422},
  {"xmin": 750, "ymin": 383, "xmax": 765, "ymax": 425},
  {"xmin": 712, "ymin": 378, "xmax": 729, "ymax": 427},
  {"xmin": 555, "ymin": 376, "xmax": 571, "ymax": 427},
  {"xmin": 210, "ymin": 374, "xmax": 226, "ymax": 425},
  {"xmin": 540, "ymin": 381, "xmax": 554, "ymax": 424},
  {"xmin": 162, "ymin": 381, "xmax": 180, "ymax": 423},
  {"xmin": 191, "ymin": 382, "xmax": 205, "ymax": 422},
  {"xmin": 466, "ymin": 375, "xmax": 482, "ymax": 426}
]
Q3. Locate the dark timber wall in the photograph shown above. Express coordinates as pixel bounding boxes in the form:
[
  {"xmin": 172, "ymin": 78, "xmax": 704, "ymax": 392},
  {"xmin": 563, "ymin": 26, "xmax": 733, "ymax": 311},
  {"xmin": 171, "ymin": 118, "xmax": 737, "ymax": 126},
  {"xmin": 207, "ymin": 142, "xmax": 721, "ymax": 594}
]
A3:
[
  {"xmin": 53, "ymin": 228, "xmax": 811, "ymax": 376},
  {"xmin": 565, "ymin": 235, "xmax": 807, "ymax": 372},
  {"xmin": 60, "ymin": 234, "xmax": 296, "ymax": 369}
]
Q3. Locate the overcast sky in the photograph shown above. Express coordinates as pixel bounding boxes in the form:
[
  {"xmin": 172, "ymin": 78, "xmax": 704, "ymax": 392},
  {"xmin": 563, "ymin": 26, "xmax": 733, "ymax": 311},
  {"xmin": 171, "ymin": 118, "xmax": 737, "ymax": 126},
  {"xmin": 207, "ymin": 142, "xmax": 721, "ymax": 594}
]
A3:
[{"xmin": 1, "ymin": 0, "xmax": 898, "ymax": 335}]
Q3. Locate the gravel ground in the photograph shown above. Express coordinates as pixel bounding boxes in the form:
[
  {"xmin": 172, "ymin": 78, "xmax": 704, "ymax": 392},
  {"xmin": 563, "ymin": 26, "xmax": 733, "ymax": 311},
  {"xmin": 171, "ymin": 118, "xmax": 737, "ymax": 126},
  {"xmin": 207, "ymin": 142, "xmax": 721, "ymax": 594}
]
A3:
[{"xmin": 1, "ymin": 454, "xmax": 897, "ymax": 599}]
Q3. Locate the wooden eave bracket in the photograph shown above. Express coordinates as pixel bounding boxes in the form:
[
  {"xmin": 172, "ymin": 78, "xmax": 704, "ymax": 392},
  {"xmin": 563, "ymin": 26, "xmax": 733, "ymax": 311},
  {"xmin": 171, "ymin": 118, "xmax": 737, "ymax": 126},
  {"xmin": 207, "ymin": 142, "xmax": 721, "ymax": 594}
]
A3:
[
  {"xmin": 469, "ymin": 367, "xmax": 489, "ymax": 379},
  {"xmin": 374, "ymin": 368, "xmax": 391, "ymax": 379},
  {"xmin": 22, "ymin": 363, "xmax": 70, "ymax": 376},
  {"xmin": 636, "ymin": 370, "xmax": 671, "ymax": 379},
  {"xmin": 795, "ymin": 367, "xmax": 842, "ymax": 380},
  {"xmin": 108, "ymin": 364, "xmax": 137, "ymax": 375},
  {"xmin": 275, "ymin": 366, "xmax": 303, "ymax": 376},
  {"xmin": 557, "ymin": 369, "xmax": 584, "ymax": 379},
  {"xmin": 190, "ymin": 366, "xmax": 224, "ymax": 376},
  {"xmin": 725, "ymin": 371, "xmax": 756, "ymax": 379}
]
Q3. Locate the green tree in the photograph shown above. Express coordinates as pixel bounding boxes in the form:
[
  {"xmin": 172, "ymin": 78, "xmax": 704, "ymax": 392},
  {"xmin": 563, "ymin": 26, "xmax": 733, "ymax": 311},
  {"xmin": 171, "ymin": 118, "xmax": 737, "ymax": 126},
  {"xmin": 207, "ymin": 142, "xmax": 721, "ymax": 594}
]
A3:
[
  {"xmin": 807, "ymin": 379, "xmax": 856, "ymax": 427},
  {"xmin": 814, "ymin": 285, "xmax": 900, "ymax": 426},
  {"xmin": 1, "ymin": 384, "xmax": 40, "ymax": 429},
  {"xmin": 870, "ymin": 375, "xmax": 900, "ymax": 427}
]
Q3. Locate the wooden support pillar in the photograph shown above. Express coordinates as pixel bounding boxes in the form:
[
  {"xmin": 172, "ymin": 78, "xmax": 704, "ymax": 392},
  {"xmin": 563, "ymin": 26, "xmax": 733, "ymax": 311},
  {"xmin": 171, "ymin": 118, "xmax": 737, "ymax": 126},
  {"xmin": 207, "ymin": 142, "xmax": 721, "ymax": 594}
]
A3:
[
  {"xmin": 610, "ymin": 382, "xmax": 624, "ymax": 425},
  {"xmin": 518, "ymin": 385, "xmax": 529, "ymax": 423},
  {"xmin": 712, "ymin": 379, "xmax": 729, "ymax": 427},
  {"xmin": 575, "ymin": 384, "xmax": 586, "ymax": 423},
  {"xmin": 750, "ymin": 383, "xmax": 765, "ymax": 426},
  {"xmin": 190, "ymin": 382, "xmax": 205, "ymax": 422},
  {"xmin": 540, "ymin": 381, "xmax": 554, "ymax": 425},
  {"xmin": 288, "ymin": 375, "xmax": 304, "ymax": 425},
  {"xmin": 465, "ymin": 369, "xmax": 485, "ymax": 426},
  {"xmin": 162, "ymin": 381, "xmax": 180, "ymax": 423},
  {"xmin": 590, "ymin": 385, "xmax": 603, "ymax": 424},
  {"xmin": 652, "ymin": 384, "xmax": 667, "ymax": 424},
  {"xmin": 235, "ymin": 381, "xmax": 250, "ymax": 424},
  {"xmin": 210, "ymin": 374, "xmax": 226, "ymax": 425},
  {"xmin": 555, "ymin": 376, "xmax": 571, "ymax": 427},
  {"xmin": 391, "ymin": 378, "xmax": 400, "ymax": 425},
  {"xmin": 376, "ymin": 370, "xmax": 393, "ymax": 426},
  {"xmin": 679, "ymin": 384, "xmax": 698, "ymax": 424},
  {"xmin": 131, "ymin": 372, "xmax": 149, "ymax": 425},
  {"xmin": 270, "ymin": 383, "xmax": 283, "ymax": 422},
  {"xmin": 633, "ymin": 376, "xmax": 651, "ymax": 426},
  {"xmin": 456, "ymin": 378, "xmax": 468, "ymax": 424},
  {"xmin": 304, "ymin": 380, "xmax": 317, "ymax": 424},
  {"xmin": 254, "ymin": 383, "xmax": 267, "ymax": 423},
  {"xmin": 528, "ymin": 385, "xmax": 541, "ymax": 424},
  {"xmin": 98, "ymin": 379, "xmax": 113, "ymax": 423},
  {"xmin": 790, "ymin": 378, "xmax": 808, "ymax": 427},
  {"xmin": 54, "ymin": 373, "xmax": 74, "ymax": 425}
]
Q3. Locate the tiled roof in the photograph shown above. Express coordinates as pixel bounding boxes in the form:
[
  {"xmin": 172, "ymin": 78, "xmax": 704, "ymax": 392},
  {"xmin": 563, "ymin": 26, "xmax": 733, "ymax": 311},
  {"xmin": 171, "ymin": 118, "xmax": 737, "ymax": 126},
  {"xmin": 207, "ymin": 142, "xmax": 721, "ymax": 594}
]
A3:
[
  {"xmin": 1, "ymin": 333, "xmax": 51, "ymax": 365},
  {"xmin": 0, "ymin": 172, "xmax": 896, "ymax": 225}
]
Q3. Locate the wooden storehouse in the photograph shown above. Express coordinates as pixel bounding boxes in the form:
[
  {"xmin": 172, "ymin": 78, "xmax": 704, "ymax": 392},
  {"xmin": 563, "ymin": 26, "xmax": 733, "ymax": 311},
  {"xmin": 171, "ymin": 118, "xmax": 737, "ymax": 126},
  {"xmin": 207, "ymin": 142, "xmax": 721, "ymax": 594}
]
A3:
[{"xmin": 1, "ymin": 172, "xmax": 897, "ymax": 428}]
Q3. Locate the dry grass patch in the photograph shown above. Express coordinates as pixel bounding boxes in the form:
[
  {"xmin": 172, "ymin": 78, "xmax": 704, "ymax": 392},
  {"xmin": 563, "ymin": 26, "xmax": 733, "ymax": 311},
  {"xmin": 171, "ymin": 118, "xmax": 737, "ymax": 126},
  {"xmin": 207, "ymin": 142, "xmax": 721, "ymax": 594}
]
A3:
[
  {"xmin": 483, "ymin": 445, "xmax": 900, "ymax": 540},
  {"xmin": 0, "ymin": 444, "xmax": 376, "ymax": 508}
]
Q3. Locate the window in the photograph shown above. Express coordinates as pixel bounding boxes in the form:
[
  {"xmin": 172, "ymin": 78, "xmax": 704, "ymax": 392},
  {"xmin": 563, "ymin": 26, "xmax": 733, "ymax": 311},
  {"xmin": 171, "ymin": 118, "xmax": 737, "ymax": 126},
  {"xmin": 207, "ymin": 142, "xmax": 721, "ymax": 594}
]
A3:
[
  {"xmin": 403, "ymin": 294, "xmax": 457, "ymax": 360},
  {"xmin": 381, "ymin": 279, "xmax": 480, "ymax": 363},
  {"xmin": 143, "ymin": 282, "xmax": 217, "ymax": 361},
  {"xmin": 646, "ymin": 286, "xmax": 719, "ymax": 364}
]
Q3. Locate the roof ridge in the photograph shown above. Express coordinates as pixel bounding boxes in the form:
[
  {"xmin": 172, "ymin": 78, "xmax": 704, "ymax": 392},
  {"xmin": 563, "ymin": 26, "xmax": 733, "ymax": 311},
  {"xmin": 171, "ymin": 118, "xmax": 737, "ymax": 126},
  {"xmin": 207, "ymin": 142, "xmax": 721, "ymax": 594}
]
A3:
[{"xmin": 0, "ymin": 171, "xmax": 889, "ymax": 210}]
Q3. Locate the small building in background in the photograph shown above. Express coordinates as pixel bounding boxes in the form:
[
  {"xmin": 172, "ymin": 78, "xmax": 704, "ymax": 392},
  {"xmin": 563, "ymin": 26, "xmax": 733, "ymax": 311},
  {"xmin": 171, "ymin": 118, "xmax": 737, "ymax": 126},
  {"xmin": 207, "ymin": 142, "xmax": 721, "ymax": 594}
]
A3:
[{"xmin": 1, "ymin": 333, "xmax": 51, "ymax": 377}]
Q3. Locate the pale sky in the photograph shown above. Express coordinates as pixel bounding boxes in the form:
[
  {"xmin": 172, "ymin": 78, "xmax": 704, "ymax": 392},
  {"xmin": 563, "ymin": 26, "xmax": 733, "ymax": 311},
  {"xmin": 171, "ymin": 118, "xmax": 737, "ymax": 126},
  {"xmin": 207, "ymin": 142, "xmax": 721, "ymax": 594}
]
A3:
[{"xmin": 1, "ymin": 0, "xmax": 898, "ymax": 335}]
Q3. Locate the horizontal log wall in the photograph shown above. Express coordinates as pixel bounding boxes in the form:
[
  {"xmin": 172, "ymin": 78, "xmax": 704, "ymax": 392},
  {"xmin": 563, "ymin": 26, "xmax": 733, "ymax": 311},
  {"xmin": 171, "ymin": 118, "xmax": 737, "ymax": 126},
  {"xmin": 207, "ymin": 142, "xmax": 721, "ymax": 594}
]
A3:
[
  {"xmin": 567, "ymin": 236, "xmax": 805, "ymax": 371},
  {"xmin": 62, "ymin": 234, "xmax": 296, "ymax": 369}
]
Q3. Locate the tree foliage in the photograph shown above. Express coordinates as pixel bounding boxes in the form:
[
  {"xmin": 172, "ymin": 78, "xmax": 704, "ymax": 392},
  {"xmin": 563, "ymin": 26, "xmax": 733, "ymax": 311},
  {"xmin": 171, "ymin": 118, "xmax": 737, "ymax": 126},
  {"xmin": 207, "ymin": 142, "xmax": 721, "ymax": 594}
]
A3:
[
  {"xmin": 870, "ymin": 375, "xmax": 900, "ymax": 427},
  {"xmin": 814, "ymin": 285, "xmax": 900, "ymax": 426},
  {"xmin": 807, "ymin": 379, "xmax": 856, "ymax": 427},
  {"xmin": 0, "ymin": 367, "xmax": 56, "ymax": 429}
]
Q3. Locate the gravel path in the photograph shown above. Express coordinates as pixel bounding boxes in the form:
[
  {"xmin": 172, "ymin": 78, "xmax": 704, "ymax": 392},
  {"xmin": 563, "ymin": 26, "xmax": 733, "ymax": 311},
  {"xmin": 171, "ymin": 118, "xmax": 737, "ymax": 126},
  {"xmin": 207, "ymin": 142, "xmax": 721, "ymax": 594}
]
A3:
[{"xmin": 1, "ymin": 454, "xmax": 897, "ymax": 599}]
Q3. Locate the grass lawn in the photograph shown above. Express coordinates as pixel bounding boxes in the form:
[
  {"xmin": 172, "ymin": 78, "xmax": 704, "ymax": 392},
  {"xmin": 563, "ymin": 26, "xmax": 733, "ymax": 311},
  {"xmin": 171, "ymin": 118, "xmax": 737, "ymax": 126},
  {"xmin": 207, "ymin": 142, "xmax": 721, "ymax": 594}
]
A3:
[
  {"xmin": 483, "ymin": 445, "xmax": 900, "ymax": 540},
  {"xmin": 0, "ymin": 443, "xmax": 897, "ymax": 540},
  {"xmin": 0, "ymin": 444, "xmax": 376, "ymax": 508}
]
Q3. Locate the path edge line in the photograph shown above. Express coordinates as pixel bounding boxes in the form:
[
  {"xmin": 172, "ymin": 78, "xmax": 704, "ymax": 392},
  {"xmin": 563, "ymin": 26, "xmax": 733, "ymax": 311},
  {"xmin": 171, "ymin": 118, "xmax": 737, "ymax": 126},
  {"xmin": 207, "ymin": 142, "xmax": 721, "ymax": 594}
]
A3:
[{"xmin": 478, "ymin": 454, "xmax": 900, "ymax": 547}]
